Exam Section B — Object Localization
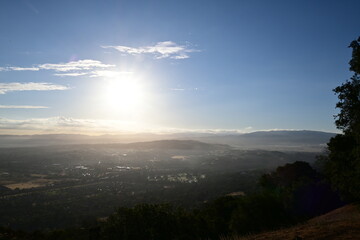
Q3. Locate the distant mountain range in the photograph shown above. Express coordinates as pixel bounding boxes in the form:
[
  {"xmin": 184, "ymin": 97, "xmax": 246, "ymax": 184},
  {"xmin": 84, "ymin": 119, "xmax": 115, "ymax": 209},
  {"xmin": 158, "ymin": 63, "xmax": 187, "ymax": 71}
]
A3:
[
  {"xmin": 0, "ymin": 130, "xmax": 336, "ymax": 152},
  {"xmin": 190, "ymin": 130, "xmax": 336, "ymax": 152}
]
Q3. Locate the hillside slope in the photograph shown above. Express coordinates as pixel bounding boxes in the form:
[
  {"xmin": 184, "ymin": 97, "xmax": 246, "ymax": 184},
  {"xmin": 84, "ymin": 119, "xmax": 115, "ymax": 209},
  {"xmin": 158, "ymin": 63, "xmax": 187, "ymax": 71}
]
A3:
[{"xmin": 230, "ymin": 204, "xmax": 360, "ymax": 240}]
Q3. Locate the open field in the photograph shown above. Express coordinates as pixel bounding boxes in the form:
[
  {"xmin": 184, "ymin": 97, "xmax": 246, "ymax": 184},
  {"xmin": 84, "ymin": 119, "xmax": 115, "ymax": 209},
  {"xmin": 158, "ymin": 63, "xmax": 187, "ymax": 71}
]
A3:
[{"xmin": 5, "ymin": 179, "xmax": 54, "ymax": 190}]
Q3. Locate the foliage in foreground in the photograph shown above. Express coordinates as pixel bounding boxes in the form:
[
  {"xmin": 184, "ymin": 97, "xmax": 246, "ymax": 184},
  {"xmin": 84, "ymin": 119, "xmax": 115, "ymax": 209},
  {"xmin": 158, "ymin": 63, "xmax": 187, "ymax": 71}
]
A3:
[{"xmin": 320, "ymin": 36, "xmax": 360, "ymax": 202}]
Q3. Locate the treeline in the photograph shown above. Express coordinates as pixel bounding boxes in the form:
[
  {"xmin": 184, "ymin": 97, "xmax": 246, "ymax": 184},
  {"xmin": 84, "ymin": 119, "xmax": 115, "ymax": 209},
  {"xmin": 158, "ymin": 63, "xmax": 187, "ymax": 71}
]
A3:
[{"xmin": 0, "ymin": 161, "xmax": 344, "ymax": 240}]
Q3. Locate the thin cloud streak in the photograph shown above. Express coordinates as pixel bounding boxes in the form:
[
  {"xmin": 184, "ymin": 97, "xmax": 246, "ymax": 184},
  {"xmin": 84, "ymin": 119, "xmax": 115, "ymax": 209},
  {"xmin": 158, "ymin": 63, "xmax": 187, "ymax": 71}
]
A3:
[
  {"xmin": 170, "ymin": 88, "xmax": 185, "ymax": 91},
  {"xmin": 0, "ymin": 59, "xmax": 115, "ymax": 77},
  {"xmin": 38, "ymin": 59, "xmax": 115, "ymax": 72},
  {"xmin": 54, "ymin": 72, "xmax": 88, "ymax": 77},
  {"xmin": 0, "ymin": 105, "xmax": 48, "ymax": 109},
  {"xmin": 8, "ymin": 67, "xmax": 40, "ymax": 71},
  {"xmin": 54, "ymin": 70, "xmax": 133, "ymax": 78},
  {"xmin": 102, "ymin": 41, "xmax": 198, "ymax": 59},
  {"xmin": 0, "ymin": 67, "xmax": 39, "ymax": 71},
  {"xmin": 0, "ymin": 82, "xmax": 69, "ymax": 94},
  {"xmin": 89, "ymin": 70, "xmax": 134, "ymax": 78}
]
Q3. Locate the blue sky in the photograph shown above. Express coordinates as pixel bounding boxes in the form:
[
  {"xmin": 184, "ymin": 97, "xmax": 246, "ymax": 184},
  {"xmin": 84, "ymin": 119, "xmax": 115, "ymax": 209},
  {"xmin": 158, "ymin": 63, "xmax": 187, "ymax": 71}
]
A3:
[{"xmin": 0, "ymin": 0, "xmax": 359, "ymax": 134}]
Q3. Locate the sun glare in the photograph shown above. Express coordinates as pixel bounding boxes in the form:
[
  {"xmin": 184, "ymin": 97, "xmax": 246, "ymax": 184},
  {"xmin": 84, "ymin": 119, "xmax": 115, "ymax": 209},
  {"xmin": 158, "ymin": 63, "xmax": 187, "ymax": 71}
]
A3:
[{"xmin": 101, "ymin": 75, "xmax": 145, "ymax": 116}]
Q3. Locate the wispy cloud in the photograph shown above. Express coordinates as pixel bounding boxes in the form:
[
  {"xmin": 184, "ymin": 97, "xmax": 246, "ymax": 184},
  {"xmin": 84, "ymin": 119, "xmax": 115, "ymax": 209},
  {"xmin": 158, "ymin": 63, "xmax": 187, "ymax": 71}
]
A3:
[
  {"xmin": 0, "ymin": 59, "xmax": 116, "ymax": 77},
  {"xmin": 0, "ymin": 82, "xmax": 69, "ymax": 94},
  {"xmin": 25, "ymin": 1, "xmax": 39, "ymax": 14},
  {"xmin": 170, "ymin": 88, "xmax": 185, "ymax": 91},
  {"xmin": 0, "ymin": 67, "xmax": 39, "ymax": 71},
  {"xmin": 88, "ymin": 70, "xmax": 133, "ymax": 78},
  {"xmin": 170, "ymin": 87, "xmax": 200, "ymax": 91},
  {"xmin": 54, "ymin": 72, "xmax": 88, "ymax": 77},
  {"xmin": 38, "ymin": 59, "xmax": 115, "ymax": 72},
  {"xmin": 102, "ymin": 41, "xmax": 199, "ymax": 59},
  {"xmin": 8, "ymin": 67, "xmax": 40, "ymax": 71},
  {"xmin": 54, "ymin": 70, "xmax": 133, "ymax": 78},
  {"xmin": 0, "ymin": 105, "xmax": 48, "ymax": 109}
]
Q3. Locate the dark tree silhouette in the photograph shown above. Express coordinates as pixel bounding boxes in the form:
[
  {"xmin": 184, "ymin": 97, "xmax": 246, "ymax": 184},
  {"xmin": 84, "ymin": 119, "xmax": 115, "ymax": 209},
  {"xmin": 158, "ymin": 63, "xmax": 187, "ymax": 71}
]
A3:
[
  {"xmin": 334, "ymin": 36, "xmax": 360, "ymax": 136},
  {"xmin": 323, "ymin": 36, "xmax": 360, "ymax": 201},
  {"xmin": 260, "ymin": 161, "xmax": 342, "ymax": 219}
]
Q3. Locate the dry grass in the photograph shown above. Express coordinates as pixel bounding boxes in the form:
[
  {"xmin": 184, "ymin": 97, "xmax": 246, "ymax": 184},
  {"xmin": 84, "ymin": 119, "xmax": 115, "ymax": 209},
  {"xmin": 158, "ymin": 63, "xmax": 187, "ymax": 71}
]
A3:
[{"xmin": 221, "ymin": 204, "xmax": 360, "ymax": 240}]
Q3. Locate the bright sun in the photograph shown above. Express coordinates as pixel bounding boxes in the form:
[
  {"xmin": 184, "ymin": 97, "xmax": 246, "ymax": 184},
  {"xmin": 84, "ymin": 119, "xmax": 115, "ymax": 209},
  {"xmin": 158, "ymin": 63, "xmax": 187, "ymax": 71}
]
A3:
[{"xmin": 101, "ymin": 76, "xmax": 145, "ymax": 116}]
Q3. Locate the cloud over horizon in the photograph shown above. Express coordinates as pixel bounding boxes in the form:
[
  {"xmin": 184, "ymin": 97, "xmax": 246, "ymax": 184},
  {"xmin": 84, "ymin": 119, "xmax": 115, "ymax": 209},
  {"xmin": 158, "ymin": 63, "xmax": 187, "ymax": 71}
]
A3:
[
  {"xmin": 0, "ymin": 116, "xmax": 258, "ymax": 135},
  {"xmin": 102, "ymin": 41, "xmax": 198, "ymax": 59},
  {"xmin": 0, "ymin": 117, "xmax": 142, "ymax": 134}
]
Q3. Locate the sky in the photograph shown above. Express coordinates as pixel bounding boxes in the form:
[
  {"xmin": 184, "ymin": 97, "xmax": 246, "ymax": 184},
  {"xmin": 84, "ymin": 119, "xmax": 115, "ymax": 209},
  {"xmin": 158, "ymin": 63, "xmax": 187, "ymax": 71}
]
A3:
[{"xmin": 0, "ymin": 0, "xmax": 360, "ymax": 135}]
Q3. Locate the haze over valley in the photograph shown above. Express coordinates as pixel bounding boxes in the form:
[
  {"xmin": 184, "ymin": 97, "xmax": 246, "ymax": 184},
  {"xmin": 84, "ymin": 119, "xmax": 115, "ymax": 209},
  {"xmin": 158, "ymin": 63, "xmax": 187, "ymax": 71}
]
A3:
[{"xmin": 0, "ymin": 130, "xmax": 331, "ymax": 230}]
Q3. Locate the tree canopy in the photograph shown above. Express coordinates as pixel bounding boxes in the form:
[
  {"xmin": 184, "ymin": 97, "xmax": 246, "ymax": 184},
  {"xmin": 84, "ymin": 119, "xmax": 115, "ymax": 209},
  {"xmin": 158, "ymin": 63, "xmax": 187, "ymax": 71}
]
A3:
[
  {"xmin": 322, "ymin": 36, "xmax": 360, "ymax": 201},
  {"xmin": 334, "ymin": 37, "xmax": 360, "ymax": 135}
]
